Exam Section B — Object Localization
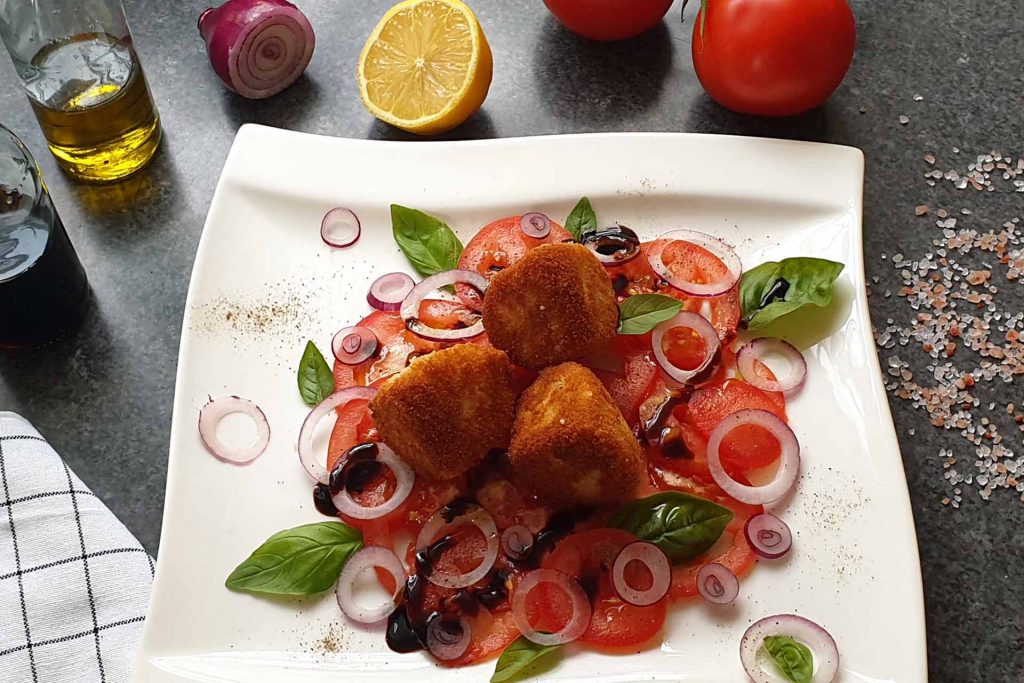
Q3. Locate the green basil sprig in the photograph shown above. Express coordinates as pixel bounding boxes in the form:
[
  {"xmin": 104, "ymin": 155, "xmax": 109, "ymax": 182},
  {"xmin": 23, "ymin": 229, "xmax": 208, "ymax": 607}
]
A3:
[
  {"xmin": 763, "ymin": 635, "xmax": 814, "ymax": 683},
  {"xmin": 739, "ymin": 257, "xmax": 844, "ymax": 330},
  {"xmin": 491, "ymin": 636, "xmax": 560, "ymax": 683},
  {"xmin": 226, "ymin": 522, "xmax": 363, "ymax": 596},
  {"xmin": 618, "ymin": 293, "xmax": 683, "ymax": 335},
  {"xmin": 565, "ymin": 196, "xmax": 597, "ymax": 242},
  {"xmin": 297, "ymin": 340, "xmax": 335, "ymax": 406},
  {"xmin": 391, "ymin": 204, "xmax": 464, "ymax": 277},
  {"xmin": 610, "ymin": 492, "xmax": 733, "ymax": 562}
]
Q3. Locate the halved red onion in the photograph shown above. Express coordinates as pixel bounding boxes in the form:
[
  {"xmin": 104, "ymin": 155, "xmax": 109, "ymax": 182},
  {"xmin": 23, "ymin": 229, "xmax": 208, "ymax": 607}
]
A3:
[
  {"xmin": 520, "ymin": 212, "xmax": 551, "ymax": 238},
  {"xmin": 367, "ymin": 272, "xmax": 415, "ymax": 312},
  {"xmin": 707, "ymin": 409, "xmax": 801, "ymax": 505},
  {"xmin": 321, "ymin": 208, "xmax": 361, "ymax": 248},
  {"xmin": 647, "ymin": 229, "xmax": 742, "ymax": 296},
  {"xmin": 416, "ymin": 505, "xmax": 498, "ymax": 588},
  {"xmin": 426, "ymin": 616, "xmax": 472, "ymax": 661},
  {"xmin": 611, "ymin": 541, "xmax": 671, "ymax": 606},
  {"xmin": 744, "ymin": 513, "xmax": 793, "ymax": 560},
  {"xmin": 297, "ymin": 386, "xmax": 377, "ymax": 484},
  {"xmin": 500, "ymin": 525, "xmax": 534, "ymax": 562},
  {"xmin": 652, "ymin": 311, "xmax": 721, "ymax": 384},
  {"xmin": 512, "ymin": 568, "xmax": 591, "ymax": 646},
  {"xmin": 400, "ymin": 270, "xmax": 488, "ymax": 342},
  {"xmin": 332, "ymin": 326, "xmax": 378, "ymax": 365},
  {"xmin": 740, "ymin": 614, "xmax": 839, "ymax": 683},
  {"xmin": 696, "ymin": 562, "xmax": 739, "ymax": 604},
  {"xmin": 335, "ymin": 546, "xmax": 405, "ymax": 624},
  {"xmin": 331, "ymin": 443, "xmax": 414, "ymax": 520},
  {"xmin": 198, "ymin": 396, "xmax": 270, "ymax": 464},
  {"xmin": 737, "ymin": 338, "xmax": 807, "ymax": 393}
]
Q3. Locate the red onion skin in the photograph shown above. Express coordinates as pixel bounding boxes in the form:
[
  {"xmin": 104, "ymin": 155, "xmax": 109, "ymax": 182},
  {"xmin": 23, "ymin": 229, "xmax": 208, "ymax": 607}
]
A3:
[{"xmin": 199, "ymin": 0, "xmax": 314, "ymax": 99}]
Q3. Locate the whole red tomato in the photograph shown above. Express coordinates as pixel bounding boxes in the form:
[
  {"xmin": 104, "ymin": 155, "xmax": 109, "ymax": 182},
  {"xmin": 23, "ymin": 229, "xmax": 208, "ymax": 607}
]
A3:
[
  {"xmin": 543, "ymin": 0, "xmax": 674, "ymax": 41},
  {"xmin": 692, "ymin": 0, "xmax": 856, "ymax": 116}
]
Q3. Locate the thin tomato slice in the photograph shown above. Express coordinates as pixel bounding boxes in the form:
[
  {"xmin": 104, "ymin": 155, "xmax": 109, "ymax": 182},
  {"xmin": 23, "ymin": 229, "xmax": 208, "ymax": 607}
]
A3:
[
  {"xmin": 459, "ymin": 215, "xmax": 573, "ymax": 281},
  {"xmin": 683, "ymin": 379, "xmax": 787, "ymax": 473},
  {"xmin": 540, "ymin": 529, "xmax": 667, "ymax": 648},
  {"xmin": 591, "ymin": 334, "xmax": 659, "ymax": 429}
]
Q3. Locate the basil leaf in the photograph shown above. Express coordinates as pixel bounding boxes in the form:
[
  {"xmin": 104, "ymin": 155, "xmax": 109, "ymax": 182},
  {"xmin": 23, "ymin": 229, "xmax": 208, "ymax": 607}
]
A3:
[
  {"xmin": 565, "ymin": 196, "xmax": 597, "ymax": 242},
  {"xmin": 610, "ymin": 492, "xmax": 733, "ymax": 562},
  {"xmin": 391, "ymin": 204, "xmax": 464, "ymax": 277},
  {"xmin": 618, "ymin": 293, "xmax": 683, "ymax": 335},
  {"xmin": 297, "ymin": 340, "xmax": 335, "ymax": 407},
  {"xmin": 739, "ymin": 257, "xmax": 844, "ymax": 331},
  {"xmin": 491, "ymin": 636, "xmax": 560, "ymax": 683},
  {"xmin": 762, "ymin": 635, "xmax": 814, "ymax": 683},
  {"xmin": 226, "ymin": 522, "xmax": 363, "ymax": 596}
]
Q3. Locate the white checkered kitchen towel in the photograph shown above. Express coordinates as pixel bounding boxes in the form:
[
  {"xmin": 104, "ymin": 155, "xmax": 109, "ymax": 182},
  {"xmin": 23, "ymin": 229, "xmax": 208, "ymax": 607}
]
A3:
[{"xmin": 0, "ymin": 412, "xmax": 153, "ymax": 683}]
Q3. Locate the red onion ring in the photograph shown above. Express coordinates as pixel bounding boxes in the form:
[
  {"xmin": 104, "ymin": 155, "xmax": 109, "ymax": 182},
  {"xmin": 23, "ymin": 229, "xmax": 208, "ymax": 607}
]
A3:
[
  {"xmin": 198, "ymin": 0, "xmax": 315, "ymax": 99},
  {"xmin": 321, "ymin": 207, "xmax": 361, "ymax": 248},
  {"xmin": 737, "ymin": 338, "xmax": 807, "ymax": 393},
  {"xmin": 696, "ymin": 562, "xmax": 739, "ymax": 604},
  {"xmin": 367, "ymin": 272, "xmax": 415, "ymax": 312},
  {"xmin": 297, "ymin": 386, "xmax": 377, "ymax": 485},
  {"xmin": 652, "ymin": 311, "xmax": 721, "ymax": 384},
  {"xmin": 740, "ymin": 614, "xmax": 840, "ymax": 683},
  {"xmin": 646, "ymin": 229, "xmax": 742, "ymax": 297},
  {"xmin": 744, "ymin": 513, "xmax": 793, "ymax": 560},
  {"xmin": 332, "ymin": 326, "xmax": 378, "ymax": 365},
  {"xmin": 611, "ymin": 541, "xmax": 671, "ymax": 606},
  {"xmin": 500, "ymin": 525, "xmax": 534, "ymax": 562},
  {"xmin": 426, "ymin": 615, "xmax": 472, "ymax": 661},
  {"xmin": 331, "ymin": 444, "xmax": 414, "ymax": 520},
  {"xmin": 400, "ymin": 270, "xmax": 488, "ymax": 342},
  {"xmin": 707, "ymin": 409, "xmax": 801, "ymax": 505},
  {"xmin": 335, "ymin": 546, "xmax": 405, "ymax": 624},
  {"xmin": 415, "ymin": 505, "xmax": 498, "ymax": 588},
  {"xmin": 520, "ymin": 212, "xmax": 552, "ymax": 238},
  {"xmin": 198, "ymin": 396, "xmax": 270, "ymax": 464},
  {"xmin": 512, "ymin": 568, "xmax": 592, "ymax": 646}
]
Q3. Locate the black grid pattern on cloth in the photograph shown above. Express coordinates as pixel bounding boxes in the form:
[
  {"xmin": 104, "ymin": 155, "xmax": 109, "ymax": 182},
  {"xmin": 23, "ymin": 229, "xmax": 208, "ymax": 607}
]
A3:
[{"xmin": 0, "ymin": 418, "xmax": 154, "ymax": 683}]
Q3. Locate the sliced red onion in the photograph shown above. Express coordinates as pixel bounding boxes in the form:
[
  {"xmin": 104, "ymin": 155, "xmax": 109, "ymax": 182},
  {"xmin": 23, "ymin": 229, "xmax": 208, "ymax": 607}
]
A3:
[
  {"xmin": 320, "ymin": 208, "xmax": 361, "ymax": 248},
  {"xmin": 652, "ymin": 311, "xmax": 721, "ymax": 384},
  {"xmin": 696, "ymin": 562, "xmax": 739, "ymax": 604},
  {"xmin": 297, "ymin": 386, "xmax": 377, "ymax": 484},
  {"xmin": 647, "ymin": 229, "xmax": 742, "ymax": 296},
  {"xmin": 426, "ymin": 616, "xmax": 472, "ymax": 661},
  {"xmin": 367, "ymin": 272, "xmax": 415, "ymax": 312},
  {"xmin": 331, "ymin": 444, "xmax": 414, "ymax": 520},
  {"xmin": 500, "ymin": 525, "xmax": 534, "ymax": 562},
  {"xmin": 332, "ymin": 326, "xmax": 378, "ymax": 365},
  {"xmin": 737, "ymin": 338, "xmax": 807, "ymax": 393},
  {"xmin": 512, "ymin": 568, "xmax": 592, "ymax": 646},
  {"xmin": 611, "ymin": 541, "xmax": 671, "ymax": 606},
  {"xmin": 198, "ymin": 396, "xmax": 270, "ymax": 464},
  {"xmin": 707, "ymin": 409, "xmax": 801, "ymax": 505},
  {"xmin": 335, "ymin": 546, "xmax": 405, "ymax": 624},
  {"xmin": 520, "ymin": 212, "xmax": 551, "ymax": 239},
  {"xmin": 582, "ymin": 225, "xmax": 641, "ymax": 265},
  {"xmin": 744, "ymin": 513, "xmax": 793, "ymax": 560},
  {"xmin": 416, "ymin": 505, "xmax": 498, "ymax": 588},
  {"xmin": 741, "ymin": 614, "xmax": 839, "ymax": 683},
  {"xmin": 198, "ymin": 0, "xmax": 315, "ymax": 99},
  {"xmin": 400, "ymin": 270, "xmax": 488, "ymax": 342}
]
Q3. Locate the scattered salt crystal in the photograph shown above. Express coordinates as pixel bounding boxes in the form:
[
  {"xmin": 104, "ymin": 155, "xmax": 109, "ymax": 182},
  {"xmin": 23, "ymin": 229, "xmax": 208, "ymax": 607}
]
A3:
[{"xmin": 899, "ymin": 115, "xmax": 911, "ymax": 125}]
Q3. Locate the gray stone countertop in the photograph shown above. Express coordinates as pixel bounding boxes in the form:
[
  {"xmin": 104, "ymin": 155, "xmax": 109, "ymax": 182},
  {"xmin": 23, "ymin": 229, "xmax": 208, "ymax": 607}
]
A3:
[{"xmin": 1, "ymin": 0, "xmax": 1022, "ymax": 680}]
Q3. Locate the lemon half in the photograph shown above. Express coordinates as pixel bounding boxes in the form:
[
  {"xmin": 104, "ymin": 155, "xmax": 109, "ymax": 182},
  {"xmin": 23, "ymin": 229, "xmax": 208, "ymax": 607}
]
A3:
[{"xmin": 357, "ymin": 0, "xmax": 492, "ymax": 136}]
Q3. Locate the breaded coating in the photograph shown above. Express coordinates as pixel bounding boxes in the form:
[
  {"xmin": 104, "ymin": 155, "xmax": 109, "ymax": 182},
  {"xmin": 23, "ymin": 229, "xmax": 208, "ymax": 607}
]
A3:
[
  {"xmin": 370, "ymin": 344, "xmax": 516, "ymax": 480},
  {"xmin": 509, "ymin": 362, "xmax": 644, "ymax": 505},
  {"xmin": 483, "ymin": 243, "xmax": 618, "ymax": 368}
]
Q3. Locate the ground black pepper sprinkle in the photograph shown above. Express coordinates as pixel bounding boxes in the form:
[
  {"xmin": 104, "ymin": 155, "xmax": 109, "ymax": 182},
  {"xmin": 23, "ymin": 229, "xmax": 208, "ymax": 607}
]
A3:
[{"xmin": 874, "ymin": 150, "xmax": 1023, "ymax": 507}]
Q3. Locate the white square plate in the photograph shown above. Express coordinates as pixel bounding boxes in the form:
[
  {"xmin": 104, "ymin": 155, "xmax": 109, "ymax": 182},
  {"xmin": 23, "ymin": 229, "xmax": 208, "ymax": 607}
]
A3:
[{"xmin": 134, "ymin": 125, "xmax": 926, "ymax": 682}]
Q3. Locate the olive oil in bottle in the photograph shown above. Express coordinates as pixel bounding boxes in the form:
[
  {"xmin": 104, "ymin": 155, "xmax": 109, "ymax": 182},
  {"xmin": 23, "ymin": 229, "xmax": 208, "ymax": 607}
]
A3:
[{"xmin": 23, "ymin": 33, "xmax": 161, "ymax": 182}]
